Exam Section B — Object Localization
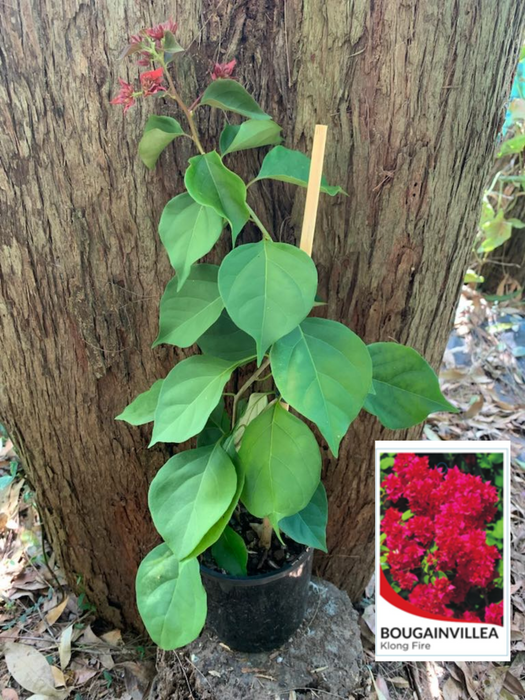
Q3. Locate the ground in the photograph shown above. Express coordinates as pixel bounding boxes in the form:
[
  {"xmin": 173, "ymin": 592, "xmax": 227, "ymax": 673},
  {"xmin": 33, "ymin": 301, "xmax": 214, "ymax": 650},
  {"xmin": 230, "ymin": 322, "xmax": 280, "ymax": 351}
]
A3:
[{"xmin": 0, "ymin": 284, "xmax": 524, "ymax": 700}]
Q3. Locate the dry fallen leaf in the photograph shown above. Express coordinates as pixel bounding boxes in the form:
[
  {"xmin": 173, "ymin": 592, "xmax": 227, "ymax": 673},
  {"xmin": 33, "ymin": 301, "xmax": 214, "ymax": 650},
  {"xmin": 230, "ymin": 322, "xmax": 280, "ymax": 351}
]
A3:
[
  {"xmin": 503, "ymin": 669, "xmax": 525, "ymax": 696},
  {"xmin": 483, "ymin": 666, "xmax": 508, "ymax": 700},
  {"xmin": 464, "ymin": 395, "xmax": 484, "ymax": 419},
  {"xmin": 59, "ymin": 624, "xmax": 73, "ymax": 669},
  {"xmin": 100, "ymin": 628, "xmax": 122, "ymax": 646},
  {"xmin": 100, "ymin": 652, "xmax": 115, "ymax": 670},
  {"xmin": 455, "ymin": 661, "xmax": 479, "ymax": 700},
  {"xmin": 73, "ymin": 667, "xmax": 98, "ymax": 685},
  {"xmin": 45, "ymin": 596, "xmax": 69, "ymax": 626},
  {"xmin": 50, "ymin": 666, "xmax": 66, "ymax": 688},
  {"xmin": 4, "ymin": 642, "xmax": 67, "ymax": 699},
  {"xmin": 442, "ymin": 677, "xmax": 464, "ymax": 700},
  {"xmin": 78, "ymin": 624, "xmax": 103, "ymax": 646}
]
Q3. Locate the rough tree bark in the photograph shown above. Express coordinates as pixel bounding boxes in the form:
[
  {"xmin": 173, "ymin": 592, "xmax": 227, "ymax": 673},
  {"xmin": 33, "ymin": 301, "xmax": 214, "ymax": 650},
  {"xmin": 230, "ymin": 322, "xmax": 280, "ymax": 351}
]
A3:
[{"xmin": 0, "ymin": 1, "xmax": 523, "ymax": 628}]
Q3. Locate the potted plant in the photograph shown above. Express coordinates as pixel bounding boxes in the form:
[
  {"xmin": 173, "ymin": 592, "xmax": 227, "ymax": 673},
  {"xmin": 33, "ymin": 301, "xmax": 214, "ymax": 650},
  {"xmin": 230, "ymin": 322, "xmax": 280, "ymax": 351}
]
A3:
[{"xmin": 112, "ymin": 21, "xmax": 456, "ymax": 653}]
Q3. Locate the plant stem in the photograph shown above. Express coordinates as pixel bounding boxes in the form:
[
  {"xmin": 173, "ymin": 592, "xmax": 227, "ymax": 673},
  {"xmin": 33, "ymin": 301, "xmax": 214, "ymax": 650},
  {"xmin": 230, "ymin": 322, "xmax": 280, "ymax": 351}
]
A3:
[
  {"xmin": 260, "ymin": 517, "xmax": 273, "ymax": 550},
  {"xmin": 232, "ymin": 358, "xmax": 271, "ymax": 425},
  {"xmin": 247, "ymin": 205, "xmax": 273, "ymax": 241},
  {"xmin": 161, "ymin": 60, "xmax": 205, "ymax": 155}
]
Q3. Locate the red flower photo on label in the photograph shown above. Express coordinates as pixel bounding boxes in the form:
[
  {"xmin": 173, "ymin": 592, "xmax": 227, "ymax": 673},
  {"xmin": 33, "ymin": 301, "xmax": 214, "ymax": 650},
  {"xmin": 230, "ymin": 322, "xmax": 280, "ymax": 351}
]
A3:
[{"xmin": 380, "ymin": 452, "xmax": 504, "ymax": 625}]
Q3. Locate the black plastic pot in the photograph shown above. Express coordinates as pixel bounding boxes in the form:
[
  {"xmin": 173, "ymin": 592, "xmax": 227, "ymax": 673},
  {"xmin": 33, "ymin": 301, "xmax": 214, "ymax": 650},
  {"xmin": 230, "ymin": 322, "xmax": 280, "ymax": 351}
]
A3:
[{"xmin": 200, "ymin": 547, "xmax": 313, "ymax": 652}]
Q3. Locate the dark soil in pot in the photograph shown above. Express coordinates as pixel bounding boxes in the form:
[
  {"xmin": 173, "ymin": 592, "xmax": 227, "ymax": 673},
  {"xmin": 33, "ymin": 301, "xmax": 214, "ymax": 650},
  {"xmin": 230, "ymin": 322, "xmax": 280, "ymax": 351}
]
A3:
[
  {"xmin": 200, "ymin": 506, "xmax": 305, "ymax": 576},
  {"xmin": 200, "ymin": 508, "xmax": 313, "ymax": 652}
]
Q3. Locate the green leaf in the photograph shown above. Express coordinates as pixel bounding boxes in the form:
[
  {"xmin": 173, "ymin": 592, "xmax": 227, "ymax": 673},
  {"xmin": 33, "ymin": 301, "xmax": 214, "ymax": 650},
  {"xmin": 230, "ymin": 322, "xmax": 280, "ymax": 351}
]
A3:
[
  {"xmin": 159, "ymin": 193, "xmax": 224, "ymax": 291},
  {"xmin": 364, "ymin": 343, "xmax": 457, "ymax": 429},
  {"xmin": 116, "ymin": 379, "xmax": 164, "ymax": 425},
  {"xmin": 232, "ymin": 392, "xmax": 269, "ymax": 450},
  {"xmin": 138, "ymin": 116, "xmax": 186, "ymax": 169},
  {"xmin": 154, "ymin": 264, "xmax": 224, "ymax": 348},
  {"xmin": 211, "ymin": 525, "xmax": 248, "ymax": 576},
  {"xmin": 271, "ymin": 318, "xmax": 372, "ymax": 457},
  {"xmin": 220, "ymin": 120, "xmax": 282, "ymax": 155},
  {"xmin": 498, "ymin": 133, "xmax": 525, "ymax": 156},
  {"xmin": 201, "ymin": 79, "xmax": 270, "ymax": 120},
  {"xmin": 149, "ymin": 444, "xmax": 237, "ymax": 560},
  {"xmin": 254, "ymin": 146, "xmax": 345, "ymax": 196},
  {"xmin": 239, "ymin": 402, "xmax": 321, "ymax": 519},
  {"xmin": 136, "ymin": 544, "xmax": 206, "ymax": 650},
  {"xmin": 185, "ymin": 152, "xmax": 250, "ymax": 242},
  {"xmin": 279, "ymin": 482, "xmax": 327, "ymax": 552},
  {"xmin": 507, "ymin": 217, "xmax": 525, "ymax": 228},
  {"xmin": 163, "ymin": 30, "xmax": 184, "ymax": 57},
  {"xmin": 479, "ymin": 210, "xmax": 513, "ymax": 253},
  {"xmin": 151, "ymin": 356, "xmax": 241, "ymax": 445},
  {"xmin": 185, "ymin": 449, "xmax": 245, "ymax": 559},
  {"xmin": 464, "ymin": 269, "xmax": 484, "ymax": 284},
  {"xmin": 197, "ymin": 397, "xmax": 231, "ymax": 448},
  {"xmin": 197, "ymin": 310, "xmax": 256, "ymax": 363},
  {"xmin": 218, "ymin": 240, "xmax": 318, "ymax": 365}
]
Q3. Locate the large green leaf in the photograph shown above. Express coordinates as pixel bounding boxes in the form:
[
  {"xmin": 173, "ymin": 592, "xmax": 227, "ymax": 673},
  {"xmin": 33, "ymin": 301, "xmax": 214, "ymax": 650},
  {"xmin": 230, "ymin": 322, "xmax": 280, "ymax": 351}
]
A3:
[
  {"xmin": 116, "ymin": 379, "xmax": 164, "ymax": 426},
  {"xmin": 201, "ymin": 79, "xmax": 270, "ymax": 120},
  {"xmin": 218, "ymin": 240, "xmax": 318, "ymax": 365},
  {"xmin": 185, "ymin": 152, "xmax": 250, "ymax": 242},
  {"xmin": 138, "ymin": 115, "xmax": 186, "ymax": 169},
  {"xmin": 149, "ymin": 444, "xmax": 237, "ymax": 560},
  {"xmin": 153, "ymin": 264, "xmax": 224, "ymax": 348},
  {"xmin": 197, "ymin": 310, "xmax": 256, "ymax": 363},
  {"xmin": 279, "ymin": 482, "xmax": 328, "ymax": 552},
  {"xmin": 185, "ymin": 449, "xmax": 245, "ymax": 559},
  {"xmin": 239, "ymin": 402, "xmax": 321, "ymax": 519},
  {"xmin": 197, "ymin": 397, "xmax": 231, "ymax": 448},
  {"xmin": 253, "ymin": 146, "xmax": 345, "ymax": 196},
  {"xmin": 136, "ymin": 544, "xmax": 206, "ymax": 650},
  {"xmin": 271, "ymin": 318, "xmax": 372, "ymax": 456},
  {"xmin": 150, "ymin": 355, "xmax": 239, "ymax": 445},
  {"xmin": 220, "ymin": 120, "xmax": 282, "ymax": 155},
  {"xmin": 364, "ymin": 343, "xmax": 458, "ymax": 429},
  {"xmin": 159, "ymin": 193, "xmax": 223, "ymax": 291},
  {"xmin": 211, "ymin": 525, "xmax": 248, "ymax": 576}
]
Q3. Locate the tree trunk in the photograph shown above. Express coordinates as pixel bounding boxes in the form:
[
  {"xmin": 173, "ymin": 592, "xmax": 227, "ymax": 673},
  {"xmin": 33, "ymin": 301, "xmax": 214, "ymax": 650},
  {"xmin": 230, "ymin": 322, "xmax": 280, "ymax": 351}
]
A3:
[
  {"xmin": 481, "ymin": 200, "xmax": 525, "ymax": 292},
  {"xmin": 0, "ymin": 1, "xmax": 522, "ymax": 629}
]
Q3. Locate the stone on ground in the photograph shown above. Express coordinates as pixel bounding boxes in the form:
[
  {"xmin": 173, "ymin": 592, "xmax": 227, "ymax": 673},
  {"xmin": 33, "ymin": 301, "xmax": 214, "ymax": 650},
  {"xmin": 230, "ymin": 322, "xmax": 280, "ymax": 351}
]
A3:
[{"xmin": 153, "ymin": 578, "xmax": 363, "ymax": 700}]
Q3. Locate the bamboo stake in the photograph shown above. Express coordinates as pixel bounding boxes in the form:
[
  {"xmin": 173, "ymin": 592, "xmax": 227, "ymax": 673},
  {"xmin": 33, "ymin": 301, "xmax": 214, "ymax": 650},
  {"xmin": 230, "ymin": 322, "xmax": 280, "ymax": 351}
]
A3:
[
  {"xmin": 283, "ymin": 123, "xmax": 328, "ymax": 409},
  {"xmin": 262, "ymin": 124, "xmax": 329, "ymax": 549},
  {"xmin": 299, "ymin": 124, "xmax": 328, "ymax": 256}
]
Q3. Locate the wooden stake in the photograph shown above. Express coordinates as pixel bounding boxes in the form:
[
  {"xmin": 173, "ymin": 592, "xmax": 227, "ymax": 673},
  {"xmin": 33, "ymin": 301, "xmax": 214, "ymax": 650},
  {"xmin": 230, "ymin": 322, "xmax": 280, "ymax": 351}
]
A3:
[
  {"xmin": 282, "ymin": 124, "xmax": 328, "ymax": 418},
  {"xmin": 299, "ymin": 124, "xmax": 328, "ymax": 256},
  {"xmin": 263, "ymin": 126, "xmax": 329, "ymax": 549}
]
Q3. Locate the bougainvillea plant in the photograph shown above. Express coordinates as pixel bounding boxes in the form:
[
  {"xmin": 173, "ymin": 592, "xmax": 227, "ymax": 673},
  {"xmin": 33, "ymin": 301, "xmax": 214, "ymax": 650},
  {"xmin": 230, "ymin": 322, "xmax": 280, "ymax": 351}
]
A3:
[
  {"xmin": 380, "ymin": 453, "xmax": 504, "ymax": 625},
  {"xmin": 112, "ymin": 21, "xmax": 457, "ymax": 650}
]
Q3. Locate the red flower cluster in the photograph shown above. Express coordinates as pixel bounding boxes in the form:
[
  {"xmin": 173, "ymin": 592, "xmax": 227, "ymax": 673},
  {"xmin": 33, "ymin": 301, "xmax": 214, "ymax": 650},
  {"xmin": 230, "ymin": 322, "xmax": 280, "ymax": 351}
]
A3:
[
  {"xmin": 212, "ymin": 59, "xmax": 236, "ymax": 81},
  {"xmin": 128, "ymin": 18, "xmax": 178, "ymax": 65},
  {"xmin": 111, "ymin": 68, "xmax": 165, "ymax": 114},
  {"xmin": 381, "ymin": 454, "xmax": 502, "ymax": 624}
]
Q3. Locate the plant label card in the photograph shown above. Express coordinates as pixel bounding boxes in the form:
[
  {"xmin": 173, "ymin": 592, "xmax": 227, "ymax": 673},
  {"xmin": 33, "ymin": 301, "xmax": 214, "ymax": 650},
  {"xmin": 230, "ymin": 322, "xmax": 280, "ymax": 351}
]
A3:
[{"xmin": 375, "ymin": 440, "xmax": 510, "ymax": 661}]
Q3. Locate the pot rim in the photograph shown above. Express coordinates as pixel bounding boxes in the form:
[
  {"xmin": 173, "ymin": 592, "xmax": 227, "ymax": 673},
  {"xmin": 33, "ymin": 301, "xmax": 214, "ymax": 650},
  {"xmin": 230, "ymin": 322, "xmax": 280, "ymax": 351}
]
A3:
[{"xmin": 200, "ymin": 546, "xmax": 312, "ymax": 586}]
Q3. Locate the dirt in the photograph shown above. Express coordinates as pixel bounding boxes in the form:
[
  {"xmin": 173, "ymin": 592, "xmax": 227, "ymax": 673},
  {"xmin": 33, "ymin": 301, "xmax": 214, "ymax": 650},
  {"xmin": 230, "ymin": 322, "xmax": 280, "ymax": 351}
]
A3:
[{"xmin": 153, "ymin": 578, "xmax": 364, "ymax": 700}]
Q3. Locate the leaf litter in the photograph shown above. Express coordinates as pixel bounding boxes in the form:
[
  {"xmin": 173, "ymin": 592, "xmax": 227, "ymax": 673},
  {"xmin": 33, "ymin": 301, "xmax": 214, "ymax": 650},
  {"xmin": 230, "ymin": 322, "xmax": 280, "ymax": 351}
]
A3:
[
  {"xmin": 361, "ymin": 285, "xmax": 525, "ymax": 699},
  {"xmin": 0, "ymin": 432, "xmax": 155, "ymax": 699}
]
